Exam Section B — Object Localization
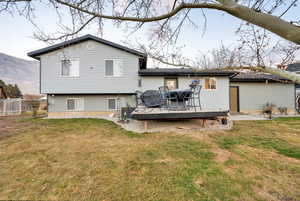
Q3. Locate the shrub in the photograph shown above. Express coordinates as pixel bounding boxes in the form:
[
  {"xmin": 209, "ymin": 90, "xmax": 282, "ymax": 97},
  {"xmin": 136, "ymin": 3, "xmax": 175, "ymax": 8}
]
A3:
[
  {"xmin": 278, "ymin": 106, "xmax": 288, "ymax": 115},
  {"xmin": 262, "ymin": 102, "xmax": 276, "ymax": 119},
  {"xmin": 28, "ymin": 100, "xmax": 40, "ymax": 117}
]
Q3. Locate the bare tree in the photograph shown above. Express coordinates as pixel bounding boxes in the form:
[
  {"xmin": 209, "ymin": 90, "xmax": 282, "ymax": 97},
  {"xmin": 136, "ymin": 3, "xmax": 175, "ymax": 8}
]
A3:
[
  {"xmin": 234, "ymin": 24, "xmax": 300, "ymax": 67},
  {"xmin": 146, "ymin": 24, "xmax": 299, "ymax": 70},
  {"xmin": 143, "ymin": 23, "xmax": 300, "ymax": 82},
  {"xmin": 1, "ymin": 0, "xmax": 299, "ymax": 43},
  {"xmin": 1, "ymin": 0, "xmax": 300, "ymax": 82}
]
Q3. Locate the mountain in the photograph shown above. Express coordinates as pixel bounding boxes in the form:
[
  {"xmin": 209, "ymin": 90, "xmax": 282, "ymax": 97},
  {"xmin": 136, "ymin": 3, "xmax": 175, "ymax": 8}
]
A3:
[{"xmin": 0, "ymin": 52, "xmax": 39, "ymax": 94}]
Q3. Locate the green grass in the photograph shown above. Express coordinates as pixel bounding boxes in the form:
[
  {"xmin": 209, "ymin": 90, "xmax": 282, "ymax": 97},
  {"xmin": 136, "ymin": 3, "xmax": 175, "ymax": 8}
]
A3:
[
  {"xmin": 212, "ymin": 119, "xmax": 300, "ymax": 159},
  {"xmin": 0, "ymin": 117, "xmax": 300, "ymax": 200}
]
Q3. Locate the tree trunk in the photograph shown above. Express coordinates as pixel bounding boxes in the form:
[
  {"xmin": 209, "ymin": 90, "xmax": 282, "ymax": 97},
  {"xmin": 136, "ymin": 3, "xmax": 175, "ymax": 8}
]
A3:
[
  {"xmin": 225, "ymin": 66, "xmax": 300, "ymax": 84},
  {"xmin": 225, "ymin": 4, "xmax": 300, "ymax": 45}
]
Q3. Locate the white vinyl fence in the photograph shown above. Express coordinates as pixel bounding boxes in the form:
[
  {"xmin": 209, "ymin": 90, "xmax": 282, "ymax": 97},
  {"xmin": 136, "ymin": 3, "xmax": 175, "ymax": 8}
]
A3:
[{"xmin": 0, "ymin": 98, "xmax": 22, "ymax": 116}]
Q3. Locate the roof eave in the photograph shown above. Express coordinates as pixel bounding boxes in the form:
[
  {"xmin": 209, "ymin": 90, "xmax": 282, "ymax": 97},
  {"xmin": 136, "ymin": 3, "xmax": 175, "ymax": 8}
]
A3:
[
  {"xmin": 138, "ymin": 72, "xmax": 235, "ymax": 76},
  {"xmin": 27, "ymin": 34, "xmax": 146, "ymax": 59},
  {"xmin": 231, "ymin": 78, "xmax": 293, "ymax": 83}
]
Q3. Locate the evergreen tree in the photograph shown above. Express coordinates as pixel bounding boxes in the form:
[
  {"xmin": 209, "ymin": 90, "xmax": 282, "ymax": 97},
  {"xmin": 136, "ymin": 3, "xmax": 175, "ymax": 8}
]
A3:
[
  {"xmin": 0, "ymin": 80, "xmax": 5, "ymax": 87},
  {"xmin": 0, "ymin": 80, "xmax": 22, "ymax": 98},
  {"xmin": 13, "ymin": 84, "xmax": 22, "ymax": 98}
]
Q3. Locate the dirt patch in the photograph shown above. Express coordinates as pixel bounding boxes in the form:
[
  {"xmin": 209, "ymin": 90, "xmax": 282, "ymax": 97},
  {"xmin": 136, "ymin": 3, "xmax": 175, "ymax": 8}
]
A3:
[
  {"xmin": 194, "ymin": 177, "xmax": 205, "ymax": 187},
  {"xmin": 0, "ymin": 115, "xmax": 35, "ymax": 140},
  {"xmin": 118, "ymin": 119, "xmax": 233, "ymax": 133},
  {"xmin": 253, "ymin": 187, "xmax": 299, "ymax": 201},
  {"xmin": 211, "ymin": 147, "xmax": 232, "ymax": 163},
  {"xmin": 154, "ymin": 158, "xmax": 183, "ymax": 163},
  {"xmin": 253, "ymin": 187, "xmax": 279, "ymax": 201}
]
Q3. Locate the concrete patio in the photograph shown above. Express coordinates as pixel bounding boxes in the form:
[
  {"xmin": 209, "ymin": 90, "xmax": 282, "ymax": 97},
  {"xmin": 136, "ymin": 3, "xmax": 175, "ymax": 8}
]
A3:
[{"xmin": 230, "ymin": 113, "xmax": 300, "ymax": 121}]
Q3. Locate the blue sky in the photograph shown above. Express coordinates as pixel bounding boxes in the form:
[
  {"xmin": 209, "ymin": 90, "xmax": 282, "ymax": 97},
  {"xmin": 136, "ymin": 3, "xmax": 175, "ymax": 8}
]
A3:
[{"xmin": 0, "ymin": 3, "xmax": 298, "ymax": 61}]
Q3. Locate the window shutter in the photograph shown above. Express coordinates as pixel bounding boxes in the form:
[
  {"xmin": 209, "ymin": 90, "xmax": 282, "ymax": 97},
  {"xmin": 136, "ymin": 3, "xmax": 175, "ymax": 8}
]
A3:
[
  {"xmin": 205, "ymin": 78, "xmax": 209, "ymax": 89},
  {"xmin": 71, "ymin": 59, "xmax": 80, "ymax": 77},
  {"xmin": 78, "ymin": 98, "xmax": 84, "ymax": 111},
  {"xmin": 117, "ymin": 98, "xmax": 121, "ymax": 110},
  {"xmin": 114, "ymin": 59, "xmax": 123, "ymax": 76}
]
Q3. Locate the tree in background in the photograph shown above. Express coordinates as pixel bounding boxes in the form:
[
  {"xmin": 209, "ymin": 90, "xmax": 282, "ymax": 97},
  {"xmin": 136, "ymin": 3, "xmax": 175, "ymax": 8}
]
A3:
[
  {"xmin": 0, "ymin": 80, "xmax": 23, "ymax": 98},
  {"xmin": 181, "ymin": 24, "xmax": 300, "ymax": 69}
]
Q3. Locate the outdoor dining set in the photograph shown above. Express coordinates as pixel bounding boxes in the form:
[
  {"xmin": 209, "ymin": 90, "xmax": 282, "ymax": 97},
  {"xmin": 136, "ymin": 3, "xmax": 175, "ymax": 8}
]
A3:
[{"xmin": 135, "ymin": 81, "xmax": 202, "ymax": 111}]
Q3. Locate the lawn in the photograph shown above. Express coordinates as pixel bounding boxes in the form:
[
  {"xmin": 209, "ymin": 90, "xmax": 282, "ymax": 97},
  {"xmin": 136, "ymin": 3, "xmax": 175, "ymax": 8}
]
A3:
[{"xmin": 0, "ymin": 116, "xmax": 300, "ymax": 201}]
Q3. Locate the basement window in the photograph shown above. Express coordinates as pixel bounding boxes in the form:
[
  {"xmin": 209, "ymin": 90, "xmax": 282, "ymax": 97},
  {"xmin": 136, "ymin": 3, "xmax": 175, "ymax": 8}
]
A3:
[
  {"xmin": 108, "ymin": 98, "xmax": 120, "ymax": 110},
  {"xmin": 66, "ymin": 98, "xmax": 84, "ymax": 111}
]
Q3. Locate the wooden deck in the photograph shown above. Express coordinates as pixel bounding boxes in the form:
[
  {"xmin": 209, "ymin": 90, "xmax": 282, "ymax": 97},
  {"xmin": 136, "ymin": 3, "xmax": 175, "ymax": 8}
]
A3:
[{"xmin": 131, "ymin": 108, "xmax": 229, "ymax": 120}]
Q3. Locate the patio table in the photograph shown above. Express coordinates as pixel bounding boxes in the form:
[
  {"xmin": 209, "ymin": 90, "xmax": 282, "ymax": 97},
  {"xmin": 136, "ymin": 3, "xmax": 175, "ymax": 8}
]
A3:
[
  {"xmin": 166, "ymin": 89, "xmax": 193, "ymax": 102},
  {"xmin": 165, "ymin": 89, "xmax": 193, "ymax": 110}
]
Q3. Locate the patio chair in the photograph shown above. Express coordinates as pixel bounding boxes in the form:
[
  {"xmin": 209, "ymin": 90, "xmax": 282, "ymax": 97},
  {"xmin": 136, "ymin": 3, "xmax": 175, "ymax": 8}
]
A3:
[
  {"xmin": 158, "ymin": 86, "xmax": 178, "ymax": 110},
  {"xmin": 191, "ymin": 85, "xmax": 202, "ymax": 111},
  {"xmin": 182, "ymin": 91, "xmax": 194, "ymax": 110}
]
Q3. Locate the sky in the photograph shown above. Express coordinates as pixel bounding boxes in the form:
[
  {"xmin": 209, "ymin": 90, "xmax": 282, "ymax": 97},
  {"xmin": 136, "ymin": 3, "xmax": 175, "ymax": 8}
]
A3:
[{"xmin": 0, "ymin": 1, "xmax": 299, "ymax": 62}]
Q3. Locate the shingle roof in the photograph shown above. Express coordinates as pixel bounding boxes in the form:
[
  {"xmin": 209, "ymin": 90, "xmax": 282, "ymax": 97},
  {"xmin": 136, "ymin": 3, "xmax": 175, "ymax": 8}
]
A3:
[
  {"xmin": 287, "ymin": 63, "xmax": 300, "ymax": 72},
  {"xmin": 28, "ymin": 34, "xmax": 146, "ymax": 59},
  {"xmin": 138, "ymin": 68, "xmax": 236, "ymax": 76},
  {"xmin": 231, "ymin": 72, "xmax": 293, "ymax": 83}
]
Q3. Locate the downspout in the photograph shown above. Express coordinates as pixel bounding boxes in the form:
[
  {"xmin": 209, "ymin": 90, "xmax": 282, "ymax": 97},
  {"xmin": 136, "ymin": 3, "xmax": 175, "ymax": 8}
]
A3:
[
  {"xmin": 39, "ymin": 58, "xmax": 42, "ymax": 94},
  {"xmin": 294, "ymin": 83, "xmax": 297, "ymax": 114}
]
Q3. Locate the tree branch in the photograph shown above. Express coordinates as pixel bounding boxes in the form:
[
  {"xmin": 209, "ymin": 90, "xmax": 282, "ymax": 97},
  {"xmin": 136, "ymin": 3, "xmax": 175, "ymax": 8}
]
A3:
[
  {"xmin": 54, "ymin": 0, "xmax": 230, "ymax": 22},
  {"xmin": 34, "ymin": 16, "xmax": 96, "ymax": 42},
  {"xmin": 54, "ymin": 0, "xmax": 300, "ymax": 45},
  {"xmin": 227, "ymin": 3, "xmax": 300, "ymax": 45}
]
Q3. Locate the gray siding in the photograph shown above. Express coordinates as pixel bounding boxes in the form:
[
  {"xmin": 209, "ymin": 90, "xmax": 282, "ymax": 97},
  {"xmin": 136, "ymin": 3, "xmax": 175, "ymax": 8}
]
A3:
[
  {"xmin": 230, "ymin": 82, "xmax": 295, "ymax": 112},
  {"xmin": 39, "ymin": 39, "xmax": 232, "ymax": 112},
  {"xmin": 48, "ymin": 95, "xmax": 136, "ymax": 112},
  {"xmin": 40, "ymin": 40, "xmax": 141, "ymax": 94},
  {"xmin": 141, "ymin": 76, "xmax": 230, "ymax": 111}
]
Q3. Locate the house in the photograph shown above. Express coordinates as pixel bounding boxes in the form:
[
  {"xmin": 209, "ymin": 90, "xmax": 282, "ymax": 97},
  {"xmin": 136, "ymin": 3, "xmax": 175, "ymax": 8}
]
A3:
[
  {"xmin": 27, "ymin": 35, "xmax": 236, "ymax": 117},
  {"xmin": 28, "ymin": 34, "xmax": 148, "ymax": 117},
  {"xmin": 230, "ymin": 72, "xmax": 296, "ymax": 114},
  {"xmin": 287, "ymin": 63, "xmax": 300, "ymax": 111},
  {"xmin": 0, "ymin": 86, "xmax": 7, "ymax": 99},
  {"xmin": 287, "ymin": 62, "xmax": 300, "ymax": 94},
  {"xmin": 27, "ymin": 35, "xmax": 297, "ymax": 117}
]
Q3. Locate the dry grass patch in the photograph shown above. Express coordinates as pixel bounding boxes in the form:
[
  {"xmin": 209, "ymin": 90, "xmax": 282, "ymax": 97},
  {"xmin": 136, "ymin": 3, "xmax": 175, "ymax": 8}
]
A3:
[{"xmin": 0, "ymin": 117, "xmax": 299, "ymax": 200}]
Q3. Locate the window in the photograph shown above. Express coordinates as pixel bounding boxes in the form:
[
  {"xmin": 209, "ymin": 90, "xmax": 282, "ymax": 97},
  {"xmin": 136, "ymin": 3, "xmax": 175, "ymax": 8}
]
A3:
[
  {"xmin": 108, "ymin": 98, "xmax": 120, "ymax": 110},
  {"xmin": 204, "ymin": 78, "xmax": 217, "ymax": 90},
  {"xmin": 138, "ymin": 78, "xmax": 142, "ymax": 87},
  {"xmin": 66, "ymin": 98, "xmax": 84, "ymax": 111},
  {"xmin": 164, "ymin": 78, "xmax": 178, "ymax": 90},
  {"xmin": 61, "ymin": 59, "xmax": 79, "ymax": 77},
  {"xmin": 105, "ymin": 59, "xmax": 123, "ymax": 77}
]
